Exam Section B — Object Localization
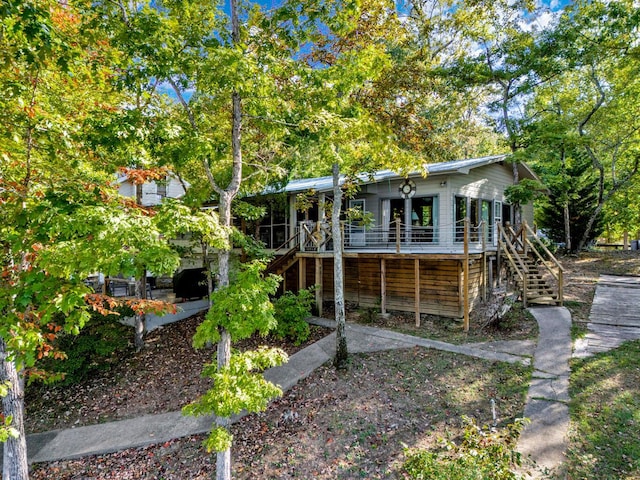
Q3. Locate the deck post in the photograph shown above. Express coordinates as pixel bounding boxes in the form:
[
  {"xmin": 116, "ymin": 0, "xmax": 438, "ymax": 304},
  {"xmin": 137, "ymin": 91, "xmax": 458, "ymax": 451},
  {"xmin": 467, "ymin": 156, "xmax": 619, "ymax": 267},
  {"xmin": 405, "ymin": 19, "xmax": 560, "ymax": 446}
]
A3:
[
  {"xmin": 395, "ymin": 219, "xmax": 401, "ymax": 253},
  {"xmin": 315, "ymin": 257, "xmax": 323, "ymax": 316},
  {"xmin": 488, "ymin": 257, "xmax": 494, "ymax": 294},
  {"xmin": 463, "ymin": 217, "xmax": 470, "ymax": 332},
  {"xmin": 496, "ymin": 221, "xmax": 502, "ymax": 287},
  {"xmin": 380, "ymin": 258, "xmax": 387, "ymax": 316},
  {"xmin": 482, "ymin": 222, "xmax": 487, "ymax": 301},
  {"xmin": 298, "ymin": 257, "xmax": 306, "ymax": 291},
  {"xmin": 414, "ymin": 258, "xmax": 421, "ymax": 327}
]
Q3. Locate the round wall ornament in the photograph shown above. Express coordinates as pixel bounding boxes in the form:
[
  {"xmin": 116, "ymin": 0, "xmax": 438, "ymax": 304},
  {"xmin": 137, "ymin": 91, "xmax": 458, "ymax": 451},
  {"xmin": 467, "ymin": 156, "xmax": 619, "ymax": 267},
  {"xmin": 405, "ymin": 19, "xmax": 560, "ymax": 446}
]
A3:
[{"xmin": 399, "ymin": 179, "xmax": 416, "ymax": 198}]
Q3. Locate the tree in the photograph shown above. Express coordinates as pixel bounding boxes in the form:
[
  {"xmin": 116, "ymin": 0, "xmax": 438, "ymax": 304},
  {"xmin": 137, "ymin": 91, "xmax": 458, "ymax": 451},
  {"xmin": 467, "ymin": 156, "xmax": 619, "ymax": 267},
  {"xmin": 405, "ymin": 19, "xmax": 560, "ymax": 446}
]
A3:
[
  {"xmin": 525, "ymin": 0, "xmax": 640, "ymax": 250},
  {"xmin": 0, "ymin": 2, "xmax": 193, "ymax": 477},
  {"xmin": 92, "ymin": 1, "xmax": 334, "ymax": 477},
  {"xmin": 0, "ymin": 3, "xmax": 118, "ymax": 477}
]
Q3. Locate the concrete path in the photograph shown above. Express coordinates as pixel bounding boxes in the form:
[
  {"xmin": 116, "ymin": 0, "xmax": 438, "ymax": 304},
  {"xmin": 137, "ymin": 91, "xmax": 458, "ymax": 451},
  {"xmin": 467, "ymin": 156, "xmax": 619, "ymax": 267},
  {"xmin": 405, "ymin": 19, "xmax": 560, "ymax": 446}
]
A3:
[
  {"xmin": 25, "ymin": 319, "xmax": 531, "ymax": 465},
  {"xmin": 518, "ymin": 306, "xmax": 572, "ymax": 479},
  {"xmin": 574, "ymin": 274, "xmax": 640, "ymax": 358},
  {"xmin": 122, "ymin": 299, "xmax": 209, "ymax": 331},
  {"xmin": 24, "ymin": 310, "xmax": 578, "ymax": 478}
]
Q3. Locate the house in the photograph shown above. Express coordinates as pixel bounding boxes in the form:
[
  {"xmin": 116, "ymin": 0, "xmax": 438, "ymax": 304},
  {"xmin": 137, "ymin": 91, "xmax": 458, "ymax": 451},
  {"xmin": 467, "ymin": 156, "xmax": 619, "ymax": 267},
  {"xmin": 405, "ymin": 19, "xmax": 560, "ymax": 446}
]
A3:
[
  {"xmin": 116, "ymin": 171, "xmax": 187, "ymax": 207},
  {"xmin": 249, "ymin": 154, "xmax": 562, "ymax": 324}
]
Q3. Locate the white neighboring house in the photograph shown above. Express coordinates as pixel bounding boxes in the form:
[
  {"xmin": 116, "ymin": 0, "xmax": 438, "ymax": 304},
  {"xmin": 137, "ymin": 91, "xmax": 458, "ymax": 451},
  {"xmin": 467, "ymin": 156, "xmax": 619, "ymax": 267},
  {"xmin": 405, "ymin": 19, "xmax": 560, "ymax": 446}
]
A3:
[
  {"xmin": 116, "ymin": 171, "xmax": 187, "ymax": 206},
  {"xmin": 110, "ymin": 172, "xmax": 193, "ymax": 292}
]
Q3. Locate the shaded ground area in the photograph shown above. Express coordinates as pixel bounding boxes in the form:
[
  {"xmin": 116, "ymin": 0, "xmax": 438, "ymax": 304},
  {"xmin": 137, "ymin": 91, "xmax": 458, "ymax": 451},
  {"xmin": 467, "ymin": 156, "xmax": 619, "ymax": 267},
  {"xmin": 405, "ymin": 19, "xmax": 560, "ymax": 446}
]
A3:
[
  {"xmin": 25, "ymin": 315, "xmax": 328, "ymax": 434},
  {"xmin": 31, "ymin": 347, "xmax": 531, "ymax": 479},
  {"xmin": 24, "ymin": 251, "xmax": 640, "ymax": 478}
]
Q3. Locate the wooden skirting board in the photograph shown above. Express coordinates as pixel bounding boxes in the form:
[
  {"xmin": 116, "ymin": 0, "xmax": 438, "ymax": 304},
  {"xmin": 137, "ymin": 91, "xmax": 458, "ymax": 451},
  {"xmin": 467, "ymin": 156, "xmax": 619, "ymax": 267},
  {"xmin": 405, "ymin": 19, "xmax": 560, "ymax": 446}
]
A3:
[{"xmin": 292, "ymin": 252, "xmax": 495, "ymax": 324}]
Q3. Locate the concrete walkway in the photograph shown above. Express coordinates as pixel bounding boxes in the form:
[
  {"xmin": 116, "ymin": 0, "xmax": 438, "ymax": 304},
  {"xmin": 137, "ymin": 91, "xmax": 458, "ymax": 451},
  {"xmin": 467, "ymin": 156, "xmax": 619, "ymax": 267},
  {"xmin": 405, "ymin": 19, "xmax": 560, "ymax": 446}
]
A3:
[
  {"xmin": 518, "ymin": 306, "xmax": 572, "ymax": 478},
  {"xmin": 25, "ymin": 313, "xmax": 571, "ymax": 475}
]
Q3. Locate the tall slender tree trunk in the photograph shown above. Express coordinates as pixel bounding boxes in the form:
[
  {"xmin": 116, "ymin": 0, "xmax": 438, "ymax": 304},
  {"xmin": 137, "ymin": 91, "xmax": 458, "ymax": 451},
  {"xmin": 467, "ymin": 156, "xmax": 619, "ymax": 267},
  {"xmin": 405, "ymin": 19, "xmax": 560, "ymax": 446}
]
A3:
[
  {"xmin": 563, "ymin": 203, "xmax": 572, "ymax": 252},
  {"xmin": 216, "ymin": 192, "xmax": 234, "ymax": 480},
  {"xmin": 560, "ymin": 148, "xmax": 572, "ymax": 252},
  {"xmin": 331, "ymin": 163, "xmax": 348, "ymax": 369},
  {"xmin": 202, "ymin": 242, "xmax": 214, "ymax": 308},
  {"xmin": 0, "ymin": 340, "xmax": 28, "ymax": 480},
  {"xmin": 134, "ymin": 269, "xmax": 147, "ymax": 351}
]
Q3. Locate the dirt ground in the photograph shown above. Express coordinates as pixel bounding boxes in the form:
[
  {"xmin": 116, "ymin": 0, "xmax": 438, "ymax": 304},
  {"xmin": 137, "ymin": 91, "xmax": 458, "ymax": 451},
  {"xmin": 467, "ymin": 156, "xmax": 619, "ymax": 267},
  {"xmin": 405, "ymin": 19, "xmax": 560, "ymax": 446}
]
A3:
[{"xmin": 27, "ymin": 251, "xmax": 640, "ymax": 479}]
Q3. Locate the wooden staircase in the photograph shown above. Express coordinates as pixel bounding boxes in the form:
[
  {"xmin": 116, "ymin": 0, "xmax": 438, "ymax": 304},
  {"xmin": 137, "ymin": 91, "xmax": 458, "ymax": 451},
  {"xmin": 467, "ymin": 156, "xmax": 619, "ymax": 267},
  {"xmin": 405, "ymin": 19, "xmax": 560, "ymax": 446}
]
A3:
[
  {"xmin": 498, "ymin": 221, "xmax": 564, "ymax": 307},
  {"xmin": 265, "ymin": 245, "xmax": 299, "ymax": 276},
  {"xmin": 264, "ymin": 232, "xmax": 300, "ymax": 277}
]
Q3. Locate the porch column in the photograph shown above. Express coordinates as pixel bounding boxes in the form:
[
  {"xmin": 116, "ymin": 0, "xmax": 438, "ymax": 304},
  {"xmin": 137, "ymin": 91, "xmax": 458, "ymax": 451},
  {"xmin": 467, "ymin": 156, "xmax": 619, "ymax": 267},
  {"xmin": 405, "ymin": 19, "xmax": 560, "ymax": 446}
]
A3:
[
  {"xmin": 289, "ymin": 194, "xmax": 297, "ymax": 246},
  {"xmin": 315, "ymin": 257, "xmax": 323, "ymax": 317}
]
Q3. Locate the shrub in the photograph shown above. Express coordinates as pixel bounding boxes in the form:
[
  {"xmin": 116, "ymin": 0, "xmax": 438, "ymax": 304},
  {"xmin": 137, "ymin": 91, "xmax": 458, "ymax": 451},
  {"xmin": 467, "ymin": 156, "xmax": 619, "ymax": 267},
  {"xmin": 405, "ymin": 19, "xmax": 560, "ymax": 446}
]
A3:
[
  {"xmin": 272, "ymin": 289, "xmax": 314, "ymax": 345},
  {"xmin": 403, "ymin": 416, "xmax": 529, "ymax": 480},
  {"xmin": 39, "ymin": 308, "xmax": 132, "ymax": 385},
  {"xmin": 358, "ymin": 307, "xmax": 379, "ymax": 324}
]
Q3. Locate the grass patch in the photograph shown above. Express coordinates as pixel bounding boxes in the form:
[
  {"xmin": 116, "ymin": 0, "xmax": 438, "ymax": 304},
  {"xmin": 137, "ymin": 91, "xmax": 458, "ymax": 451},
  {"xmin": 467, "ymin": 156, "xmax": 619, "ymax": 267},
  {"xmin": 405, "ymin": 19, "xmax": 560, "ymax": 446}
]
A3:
[
  {"xmin": 570, "ymin": 321, "xmax": 589, "ymax": 341},
  {"xmin": 566, "ymin": 339, "xmax": 640, "ymax": 479}
]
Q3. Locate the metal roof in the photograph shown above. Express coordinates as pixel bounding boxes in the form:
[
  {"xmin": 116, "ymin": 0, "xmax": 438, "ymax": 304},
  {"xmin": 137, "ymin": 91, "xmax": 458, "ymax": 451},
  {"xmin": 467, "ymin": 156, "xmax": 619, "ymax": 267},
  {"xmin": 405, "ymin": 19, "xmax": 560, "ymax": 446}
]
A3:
[{"xmin": 278, "ymin": 154, "xmax": 538, "ymax": 194}]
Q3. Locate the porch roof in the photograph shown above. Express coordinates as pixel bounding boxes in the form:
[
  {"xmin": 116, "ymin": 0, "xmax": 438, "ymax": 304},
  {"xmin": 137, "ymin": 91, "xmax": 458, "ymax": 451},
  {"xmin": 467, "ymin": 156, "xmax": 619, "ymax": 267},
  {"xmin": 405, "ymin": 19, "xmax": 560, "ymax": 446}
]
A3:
[{"xmin": 277, "ymin": 154, "xmax": 538, "ymax": 194}]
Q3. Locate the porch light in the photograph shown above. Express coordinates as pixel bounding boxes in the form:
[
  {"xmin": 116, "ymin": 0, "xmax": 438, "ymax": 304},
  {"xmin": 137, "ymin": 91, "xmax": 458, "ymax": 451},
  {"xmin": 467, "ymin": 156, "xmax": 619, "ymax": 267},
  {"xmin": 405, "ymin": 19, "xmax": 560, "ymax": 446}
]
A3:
[{"xmin": 440, "ymin": 180, "xmax": 447, "ymax": 187}]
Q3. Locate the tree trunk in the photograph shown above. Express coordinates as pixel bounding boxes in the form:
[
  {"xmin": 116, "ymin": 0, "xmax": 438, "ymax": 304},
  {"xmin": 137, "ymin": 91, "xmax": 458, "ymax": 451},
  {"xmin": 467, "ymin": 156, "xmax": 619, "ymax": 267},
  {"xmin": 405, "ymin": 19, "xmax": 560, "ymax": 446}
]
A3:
[
  {"xmin": 563, "ymin": 202, "xmax": 571, "ymax": 252},
  {"xmin": 577, "ymin": 200, "xmax": 606, "ymax": 252},
  {"xmin": 0, "ymin": 340, "xmax": 28, "ymax": 480},
  {"xmin": 134, "ymin": 270, "xmax": 147, "ymax": 351},
  {"xmin": 511, "ymin": 160, "xmax": 522, "ymax": 227},
  {"xmin": 331, "ymin": 163, "xmax": 348, "ymax": 369},
  {"xmin": 215, "ymin": 184, "xmax": 236, "ymax": 480},
  {"xmin": 216, "ymin": 329, "xmax": 232, "ymax": 480},
  {"xmin": 203, "ymin": 242, "xmax": 214, "ymax": 308}
]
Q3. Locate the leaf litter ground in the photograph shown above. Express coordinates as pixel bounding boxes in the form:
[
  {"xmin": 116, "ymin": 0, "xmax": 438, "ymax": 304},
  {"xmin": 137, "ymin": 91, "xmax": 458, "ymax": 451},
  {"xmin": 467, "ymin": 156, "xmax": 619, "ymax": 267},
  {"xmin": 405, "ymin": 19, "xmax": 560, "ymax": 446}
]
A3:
[{"xmin": 28, "ymin": 252, "xmax": 639, "ymax": 478}]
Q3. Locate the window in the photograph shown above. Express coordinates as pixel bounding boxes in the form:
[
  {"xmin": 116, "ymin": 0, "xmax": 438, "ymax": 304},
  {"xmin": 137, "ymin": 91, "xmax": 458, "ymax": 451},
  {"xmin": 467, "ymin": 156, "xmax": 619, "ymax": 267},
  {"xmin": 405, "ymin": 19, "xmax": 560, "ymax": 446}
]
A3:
[
  {"xmin": 455, "ymin": 196, "xmax": 467, "ymax": 242},
  {"xmin": 411, "ymin": 196, "xmax": 438, "ymax": 243},
  {"xmin": 250, "ymin": 200, "xmax": 289, "ymax": 249},
  {"xmin": 156, "ymin": 177, "xmax": 167, "ymax": 198},
  {"xmin": 481, "ymin": 199, "xmax": 493, "ymax": 242}
]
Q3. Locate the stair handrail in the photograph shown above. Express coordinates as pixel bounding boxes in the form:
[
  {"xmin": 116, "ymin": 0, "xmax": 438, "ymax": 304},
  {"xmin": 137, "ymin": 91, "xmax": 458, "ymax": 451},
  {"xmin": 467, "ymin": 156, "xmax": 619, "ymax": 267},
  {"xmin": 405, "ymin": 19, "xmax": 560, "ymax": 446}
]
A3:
[
  {"xmin": 498, "ymin": 223, "xmax": 529, "ymax": 307},
  {"xmin": 265, "ymin": 231, "xmax": 300, "ymax": 276},
  {"xmin": 272, "ymin": 230, "xmax": 300, "ymax": 256},
  {"xmin": 504, "ymin": 223, "xmax": 526, "ymax": 252},
  {"xmin": 522, "ymin": 221, "xmax": 564, "ymax": 305}
]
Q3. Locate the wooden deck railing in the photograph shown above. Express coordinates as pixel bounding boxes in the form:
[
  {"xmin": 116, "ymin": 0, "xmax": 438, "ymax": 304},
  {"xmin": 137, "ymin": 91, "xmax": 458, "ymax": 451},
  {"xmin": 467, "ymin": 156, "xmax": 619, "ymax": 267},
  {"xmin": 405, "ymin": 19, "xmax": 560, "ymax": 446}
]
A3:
[
  {"xmin": 497, "ymin": 221, "xmax": 564, "ymax": 306},
  {"xmin": 298, "ymin": 219, "xmax": 494, "ymax": 253}
]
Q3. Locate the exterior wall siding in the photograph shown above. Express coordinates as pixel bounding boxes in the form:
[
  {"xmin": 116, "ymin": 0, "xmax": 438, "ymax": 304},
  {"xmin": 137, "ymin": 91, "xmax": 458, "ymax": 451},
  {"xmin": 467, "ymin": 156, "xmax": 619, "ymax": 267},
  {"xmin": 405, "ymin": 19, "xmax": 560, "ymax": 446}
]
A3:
[{"xmin": 301, "ymin": 255, "xmax": 489, "ymax": 320}]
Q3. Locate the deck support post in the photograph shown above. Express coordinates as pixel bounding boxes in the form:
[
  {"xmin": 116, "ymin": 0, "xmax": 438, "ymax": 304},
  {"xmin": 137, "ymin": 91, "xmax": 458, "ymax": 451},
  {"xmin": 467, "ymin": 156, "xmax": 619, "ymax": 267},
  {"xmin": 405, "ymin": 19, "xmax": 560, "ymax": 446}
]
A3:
[
  {"xmin": 463, "ymin": 217, "xmax": 470, "ymax": 332},
  {"xmin": 496, "ymin": 222, "xmax": 502, "ymax": 288},
  {"xmin": 315, "ymin": 257, "xmax": 323, "ymax": 316},
  {"xmin": 482, "ymin": 223, "xmax": 487, "ymax": 301},
  {"xmin": 380, "ymin": 258, "xmax": 387, "ymax": 316},
  {"xmin": 488, "ymin": 257, "xmax": 494, "ymax": 295},
  {"xmin": 414, "ymin": 258, "xmax": 421, "ymax": 327},
  {"xmin": 299, "ymin": 257, "xmax": 306, "ymax": 292}
]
